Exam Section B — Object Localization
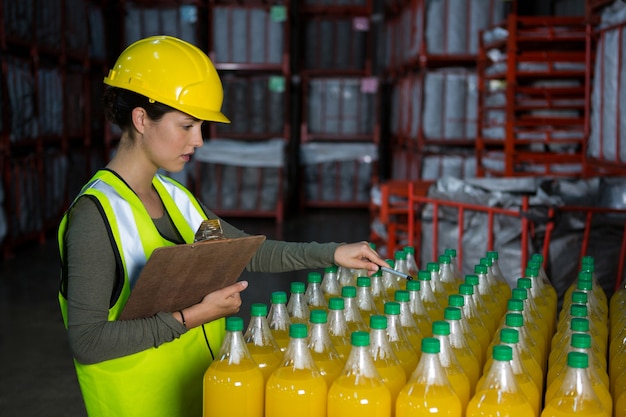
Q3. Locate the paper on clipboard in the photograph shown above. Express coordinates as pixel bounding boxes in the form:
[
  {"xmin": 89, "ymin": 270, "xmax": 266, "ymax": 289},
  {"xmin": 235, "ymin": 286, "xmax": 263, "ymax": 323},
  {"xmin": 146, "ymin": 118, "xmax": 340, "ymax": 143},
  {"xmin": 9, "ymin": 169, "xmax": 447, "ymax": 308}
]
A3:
[{"xmin": 119, "ymin": 234, "xmax": 266, "ymax": 320}]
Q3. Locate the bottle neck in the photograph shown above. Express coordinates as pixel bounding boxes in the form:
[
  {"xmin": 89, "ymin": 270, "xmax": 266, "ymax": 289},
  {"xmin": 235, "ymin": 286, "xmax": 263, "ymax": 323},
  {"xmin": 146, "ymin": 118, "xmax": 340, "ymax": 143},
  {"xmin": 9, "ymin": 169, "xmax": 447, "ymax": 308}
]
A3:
[
  {"xmin": 220, "ymin": 330, "xmax": 251, "ymax": 364},
  {"xmin": 284, "ymin": 338, "xmax": 318, "ymax": 370},
  {"xmin": 370, "ymin": 275, "xmax": 386, "ymax": 297},
  {"xmin": 413, "ymin": 351, "xmax": 450, "ymax": 386},
  {"xmin": 328, "ymin": 309, "xmax": 349, "ymax": 335},
  {"xmin": 345, "ymin": 345, "xmax": 381, "ymax": 379},
  {"xmin": 399, "ymin": 301, "xmax": 419, "ymax": 327},
  {"xmin": 408, "ymin": 289, "xmax": 429, "ymax": 315},
  {"xmin": 267, "ymin": 304, "xmax": 291, "ymax": 330},
  {"xmin": 433, "ymin": 334, "xmax": 458, "ymax": 368},
  {"xmin": 446, "ymin": 319, "xmax": 470, "ymax": 349},
  {"xmin": 386, "ymin": 314, "xmax": 409, "ymax": 343},
  {"xmin": 369, "ymin": 328, "xmax": 397, "ymax": 361},
  {"xmin": 244, "ymin": 316, "xmax": 276, "ymax": 347},
  {"xmin": 308, "ymin": 323, "xmax": 334, "ymax": 353},
  {"xmin": 356, "ymin": 287, "xmax": 376, "ymax": 309},
  {"xmin": 482, "ymin": 359, "xmax": 522, "ymax": 394}
]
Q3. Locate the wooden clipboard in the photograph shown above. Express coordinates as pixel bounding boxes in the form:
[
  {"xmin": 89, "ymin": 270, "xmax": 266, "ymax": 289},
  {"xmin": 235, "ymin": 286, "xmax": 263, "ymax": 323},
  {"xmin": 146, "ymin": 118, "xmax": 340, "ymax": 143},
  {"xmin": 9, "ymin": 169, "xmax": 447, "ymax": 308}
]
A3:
[{"xmin": 119, "ymin": 234, "xmax": 266, "ymax": 320}]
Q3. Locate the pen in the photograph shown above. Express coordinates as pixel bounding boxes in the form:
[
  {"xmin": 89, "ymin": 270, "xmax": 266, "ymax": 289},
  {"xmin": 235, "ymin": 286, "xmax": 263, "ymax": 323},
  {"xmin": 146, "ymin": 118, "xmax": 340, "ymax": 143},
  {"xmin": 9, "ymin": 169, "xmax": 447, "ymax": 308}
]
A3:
[{"xmin": 380, "ymin": 266, "xmax": 413, "ymax": 281}]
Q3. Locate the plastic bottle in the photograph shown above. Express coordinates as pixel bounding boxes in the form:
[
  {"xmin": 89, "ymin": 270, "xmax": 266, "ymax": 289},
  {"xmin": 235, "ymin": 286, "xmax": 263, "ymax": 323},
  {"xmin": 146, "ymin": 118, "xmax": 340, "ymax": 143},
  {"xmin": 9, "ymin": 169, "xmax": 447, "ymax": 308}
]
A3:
[
  {"xmin": 553, "ymin": 304, "xmax": 607, "ymax": 360},
  {"xmin": 243, "ymin": 303, "xmax": 283, "ymax": 382},
  {"xmin": 384, "ymin": 301, "xmax": 419, "ymax": 378},
  {"xmin": 342, "ymin": 285, "xmax": 368, "ymax": 333},
  {"xmin": 321, "ymin": 265, "xmax": 341, "ymax": 302},
  {"xmin": 466, "ymin": 345, "xmax": 535, "ymax": 417},
  {"xmin": 444, "ymin": 305, "xmax": 483, "ymax": 368},
  {"xmin": 394, "ymin": 289, "xmax": 425, "ymax": 351},
  {"xmin": 493, "ymin": 312, "xmax": 544, "ymax": 374},
  {"xmin": 614, "ymin": 371, "xmax": 626, "ymax": 417},
  {"xmin": 305, "ymin": 271, "xmax": 327, "ymax": 311},
  {"xmin": 441, "ymin": 308, "xmax": 481, "ymax": 394},
  {"xmin": 396, "ymin": 337, "xmax": 463, "ymax": 417},
  {"xmin": 447, "ymin": 294, "xmax": 485, "ymax": 365},
  {"xmin": 203, "ymin": 316, "xmax": 264, "ymax": 417},
  {"xmin": 438, "ymin": 255, "xmax": 460, "ymax": 297},
  {"xmin": 524, "ymin": 266, "xmax": 557, "ymax": 335},
  {"xmin": 517, "ymin": 276, "xmax": 554, "ymax": 341},
  {"xmin": 550, "ymin": 317, "xmax": 607, "ymax": 380},
  {"xmin": 405, "ymin": 280, "xmax": 434, "ymax": 339},
  {"xmin": 370, "ymin": 268, "xmax": 391, "ymax": 314},
  {"xmin": 369, "ymin": 315, "xmax": 407, "ymax": 413},
  {"xmin": 545, "ymin": 333, "xmax": 611, "ymax": 415},
  {"xmin": 403, "ymin": 246, "xmax": 419, "ymax": 279},
  {"xmin": 431, "ymin": 320, "xmax": 471, "ymax": 409},
  {"xmin": 287, "ymin": 281, "xmax": 310, "ymax": 325},
  {"xmin": 327, "ymin": 331, "xmax": 392, "ymax": 417},
  {"xmin": 485, "ymin": 250, "xmax": 512, "ymax": 301},
  {"xmin": 356, "ymin": 276, "xmax": 380, "ymax": 323},
  {"xmin": 394, "ymin": 250, "xmax": 411, "ymax": 289},
  {"xmin": 265, "ymin": 323, "xmax": 327, "ymax": 417},
  {"xmin": 473, "ymin": 264, "xmax": 501, "ymax": 313},
  {"xmin": 382, "ymin": 259, "xmax": 401, "ymax": 300},
  {"xmin": 478, "ymin": 257, "xmax": 507, "ymax": 312},
  {"xmin": 529, "ymin": 253, "xmax": 558, "ymax": 309},
  {"xmin": 427, "ymin": 261, "xmax": 450, "ymax": 307},
  {"xmin": 267, "ymin": 291, "xmax": 292, "ymax": 352},
  {"xmin": 465, "ymin": 271, "xmax": 499, "ymax": 333},
  {"xmin": 417, "ymin": 270, "xmax": 444, "ymax": 322},
  {"xmin": 579, "ymin": 256, "xmax": 608, "ymax": 309},
  {"xmin": 455, "ymin": 286, "xmax": 491, "ymax": 352},
  {"xmin": 562, "ymin": 291, "xmax": 606, "ymax": 342},
  {"xmin": 541, "ymin": 352, "xmax": 609, "ymax": 417},
  {"xmin": 444, "ymin": 248, "xmax": 463, "ymax": 284},
  {"xmin": 510, "ymin": 287, "xmax": 549, "ymax": 359},
  {"xmin": 307, "ymin": 309, "xmax": 343, "ymax": 387},
  {"xmin": 327, "ymin": 297, "xmax": 351, "ymax": 361},
  {"xmin": 338, "ymin": 265, "xmax": 357, "ymax": 287}
]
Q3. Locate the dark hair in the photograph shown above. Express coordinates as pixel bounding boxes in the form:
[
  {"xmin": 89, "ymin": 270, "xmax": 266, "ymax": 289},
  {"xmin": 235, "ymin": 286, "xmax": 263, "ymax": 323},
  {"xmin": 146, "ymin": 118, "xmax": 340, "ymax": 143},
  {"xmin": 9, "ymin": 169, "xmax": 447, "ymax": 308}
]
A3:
[{"xmin": 103, "ymin": 87, "xmax": 175, "ymax": 131}]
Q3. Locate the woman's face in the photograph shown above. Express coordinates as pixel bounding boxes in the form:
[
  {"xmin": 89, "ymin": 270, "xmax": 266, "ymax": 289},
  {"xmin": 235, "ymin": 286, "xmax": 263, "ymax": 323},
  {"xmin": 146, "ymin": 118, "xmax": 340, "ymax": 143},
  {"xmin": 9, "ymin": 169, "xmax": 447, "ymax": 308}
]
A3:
[{"xmin": 140, "ymin": 110, "xmax": 204, "ymax": 173}]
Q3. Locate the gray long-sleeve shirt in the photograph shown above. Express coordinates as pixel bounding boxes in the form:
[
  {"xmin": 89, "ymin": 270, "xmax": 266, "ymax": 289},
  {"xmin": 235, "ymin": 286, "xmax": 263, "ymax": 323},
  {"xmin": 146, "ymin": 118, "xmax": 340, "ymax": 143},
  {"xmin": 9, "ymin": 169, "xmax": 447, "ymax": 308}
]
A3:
[{"xmin": 64, "ymin": 196, "xmax": 340, "ymax": 364}]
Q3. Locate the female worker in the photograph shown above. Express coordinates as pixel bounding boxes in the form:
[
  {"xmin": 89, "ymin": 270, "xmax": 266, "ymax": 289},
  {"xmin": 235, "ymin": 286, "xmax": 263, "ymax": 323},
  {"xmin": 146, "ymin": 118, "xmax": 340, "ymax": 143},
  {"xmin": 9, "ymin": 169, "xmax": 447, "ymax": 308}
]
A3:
[{"xmin": 57, "ymin": 35, "xmax": 387, "ymax": 417}]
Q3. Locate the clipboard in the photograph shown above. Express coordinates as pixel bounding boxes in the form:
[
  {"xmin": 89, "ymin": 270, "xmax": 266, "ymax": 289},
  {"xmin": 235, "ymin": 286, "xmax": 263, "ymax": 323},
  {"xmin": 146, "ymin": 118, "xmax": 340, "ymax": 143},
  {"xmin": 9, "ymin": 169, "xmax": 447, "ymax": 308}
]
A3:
[{"xmin": 119, "ymin": 234, "xmax": 266, "ymax": 320}]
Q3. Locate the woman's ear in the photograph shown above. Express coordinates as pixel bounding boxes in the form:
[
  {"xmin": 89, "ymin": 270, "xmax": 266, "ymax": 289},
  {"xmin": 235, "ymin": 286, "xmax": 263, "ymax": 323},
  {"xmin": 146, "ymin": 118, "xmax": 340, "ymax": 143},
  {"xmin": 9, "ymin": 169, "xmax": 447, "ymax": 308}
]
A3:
[{"xmin": 131, "ymin": 107, "xmax": 146, "ymax": 134}]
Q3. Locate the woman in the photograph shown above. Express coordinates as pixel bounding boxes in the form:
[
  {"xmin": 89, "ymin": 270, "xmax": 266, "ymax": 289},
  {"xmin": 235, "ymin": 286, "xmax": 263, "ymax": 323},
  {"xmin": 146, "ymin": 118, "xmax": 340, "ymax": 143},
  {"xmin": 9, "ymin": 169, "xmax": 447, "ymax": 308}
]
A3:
[{"xmin": 58, "ymin": 35, "xmax": 387, "ymax": 417}]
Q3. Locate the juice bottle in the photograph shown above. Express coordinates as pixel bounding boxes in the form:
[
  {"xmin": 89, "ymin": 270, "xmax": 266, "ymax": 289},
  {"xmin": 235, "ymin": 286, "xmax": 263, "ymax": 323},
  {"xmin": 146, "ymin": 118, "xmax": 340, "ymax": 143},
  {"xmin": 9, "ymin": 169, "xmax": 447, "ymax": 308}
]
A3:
[
  {"xmin": 466, "ymin": 345, "xmax": 535, "ymax": 417},
  {"xmin": 382, "ymin": 259, "xmax": 401, "ymax": 300},
  {"xmin": 447, "ymin": 294, "xmax": 486, "ymax": 364},
  {"xmin": 523, "ymin": 266, "xmax": 557, "ymax": 336},
  {"xmin": 417, "ymin": 270, "xmax": 444, "ymax": 322},
  {"xmin": 267, "ymin": 291, "xmax": 292, "ymax": 352},
  {"xmin": 384, "ymin": 301, "xmax": 419, "ymax": 377},
  {"xmin": 431, "ymin": 320, "xmax": 471, "ymax": 409},
  {"xmin": 370, "ymin": 268, "xmax": 391, "ymax": 314},
  {"xmin": 327, "ymin": 297, "xmax": 352, "ymax": 361},
  {"xmin": 492, "ymin": 313, "xmax": 544, "ymax": 374},
  {"xmin": 509, "ymin": 288, "xmax": 549, "ymax": 359},
  {"xmin": 442, "ymin": 308, "xmax": 481, "ymax": 394},
  {"xmin": 243, "ymin": 303, "xmax": 283, "ymax": 382},
  {"xmin": 564, "ymin": 270, "xmax": 608, "ymax": 319},
  {"xmin": 580, "ymin": 256, "xmax": 608, "ymax": 309},
  {"xmin": 394, "ymin": 289, "xmax": 426, "ymax": 352},
  {"xmin": 515, "ymin": 278, "xmax": 552, "ymax": 352},
  {"xmin": 458, "ymin": 283, "xmax": 493, "ymax": 347},
  {"xmin": 553, "ymin": 304, "xmax": 607, "ymax": 358},
  {"xmin": 403, "ymin": 245, "xmax": 419, "ymax": 279},
  {"xmin": 541, "ymin": 352, "xmax": 609, "ymax": 417},
  {"xmin": 321, "ymin": 265, "xmax": 341, "ymax": 302},
  {"xmin": 548, "ymin": 330, "xmax": 608, "ymax": 390},
  {"xmin": 545, "ymin": 334, "xmax": 611, "ymax": 415},
  {"xmin": 342, "ymin": 285, "xmax": 368, "ymax": 333},
  {"xmin": 265, "ymin": 324, "xmax": 327, "ymax": 417},
  {"xmin": 464, "ymin": 273, "xmax": 498, "ymax": 335},
  {"xmin": 287, "ymin": 281, "xmax": 310, "ymax": 325},
  {"xmin": 550, "ymin": 317, "xmax": 607, "ymax": 379},
  {"xmin": 394, "ymin": 250, "xmax": 411, "ymax": 289},
  {"xmin": 485, "ymin": 250, "xmax": 512, "ymax": 301},
  {"xmin": 438, "ymin": 255, "xmax": 460, "ymax": 298},
  {"xmin": 369, "ymin": 314, "xmax": 407, "ymax": 414},
  {"xmin": 307, "ymin": 309, "xmax": 343, "ymax": 386},
  {"xmin": 327, "ymin": 331, "xmax": 391, "ymax": 417},
  {"xmin": 444, "ymin": 305, "xmax": 483, "ymax": 368},
  {"xmin": 529, "ymin": 253, "xmax": 558, "ymax": 311},
  {"xmin": 564, "ymin": 291, "xmax": 607, "ymax": 343},
  {"xmin": 356, "ymin": 276, "xmax": 380, "ymax": 323},
  {"xmin": 305, "ymin": 271, "xmax": 327, "ymax": 311},
  {"xmin": 472, "ymin": 265, "xmax": 502, "ymax": 316},
  {"xmin": 406, "ymin": 280, "xmax": 433, "ymax": 339},
  {"xmin": 396, "ymin": 337, "xmax": 462, "ymax": 417},
  {"xmin": 203, "ymin": 317, "xmax": 264, "ymax": 417},
  {"xmin": 612, "ymin": 367, "xmax": 626, "ymax": 417},
  {"xmin": 427, "ymin": 262, "xmax": 449, "ymax": 308},
  {"xmin": 338, "ymin": 265, "xmax": 357, "ymax": 287},
  {"xmin": 478, "ymin": 258, "xmax": 507, "ymax": 313},
  {"xmin": 444, "ymin": 248, "xmax": 463, "ymax": 284}
]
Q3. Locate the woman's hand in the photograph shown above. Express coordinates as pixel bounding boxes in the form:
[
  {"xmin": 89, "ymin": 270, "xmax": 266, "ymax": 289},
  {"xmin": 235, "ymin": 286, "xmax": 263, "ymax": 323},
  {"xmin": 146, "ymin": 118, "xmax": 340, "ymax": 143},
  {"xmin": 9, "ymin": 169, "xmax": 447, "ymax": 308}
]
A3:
[
  {"xmin": 175, "ymin": 280, "xmax": 248, "ymax": 329},
  {"xmin": 333, "ymin": 241, "xmax": 388, "ymax": 275}
]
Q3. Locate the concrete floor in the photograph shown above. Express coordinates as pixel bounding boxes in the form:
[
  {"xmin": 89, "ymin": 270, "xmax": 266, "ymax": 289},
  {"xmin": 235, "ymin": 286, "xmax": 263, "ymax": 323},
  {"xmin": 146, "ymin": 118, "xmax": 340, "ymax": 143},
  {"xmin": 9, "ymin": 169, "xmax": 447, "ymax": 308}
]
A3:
[{"xmin": 0, "ymin": 207, "xmax": 372, "ymax": 417}]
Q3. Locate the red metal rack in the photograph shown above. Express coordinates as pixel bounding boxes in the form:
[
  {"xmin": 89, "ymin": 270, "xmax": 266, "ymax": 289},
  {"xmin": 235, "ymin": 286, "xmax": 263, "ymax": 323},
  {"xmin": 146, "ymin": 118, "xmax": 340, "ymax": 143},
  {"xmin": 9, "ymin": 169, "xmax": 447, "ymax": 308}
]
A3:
[{"xmin": 476, "ymin": 14, "xmax": 588, "ymax": 177}]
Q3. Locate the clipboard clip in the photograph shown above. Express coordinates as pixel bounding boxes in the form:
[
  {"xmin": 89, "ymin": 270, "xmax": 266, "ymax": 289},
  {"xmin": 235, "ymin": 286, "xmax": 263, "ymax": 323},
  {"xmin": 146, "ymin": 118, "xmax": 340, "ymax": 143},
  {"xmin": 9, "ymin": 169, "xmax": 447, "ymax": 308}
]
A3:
[{"xmin": 194, "ymin": 219, "xmax": 225, "ymax": 242}]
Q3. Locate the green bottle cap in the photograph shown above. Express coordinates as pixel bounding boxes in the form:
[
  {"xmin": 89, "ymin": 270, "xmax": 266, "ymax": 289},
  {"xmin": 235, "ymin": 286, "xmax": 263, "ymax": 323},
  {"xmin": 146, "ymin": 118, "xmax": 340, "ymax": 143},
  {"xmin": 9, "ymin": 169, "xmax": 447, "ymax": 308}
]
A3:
[
  {"xmin": 307, "ymin": 272, "xmax": 322, "ymax": 283},
  {"xmin": 567, "ymin": 351, "xmax": 588, "ymax": 368},
  {"xmin": 571, "ymin": 333, "xmax": 591, "ymax": 349},
  {"xmin": 291, "ymin": 281, "xmax": 305, "ymax": 294},
  {"xmin": 357, "ymin": 276, "xmax": 371, "ymax": 287},
  {"xmin": 372, "ymin": 269, "xmax": 382, "ymax": 277},
  {"xmin": 421, "ymin": 337, "xmax": 441, "ymax": 354},
  {"xmin": 577, "ymin": 280, "xmax": 593, "ymax": 291},
  {"xmin": 271, "ymin": 291, "xmax": 287, "ymax": 304},
  {"xmin": 406, "ymin": 280, "xmax": 421, "ymax": 291},
  {"xmin": 395, "ymin": 250, "xmax": 407, "ymax": 261},
  {"xmin": 458, "ymin": 284, "xmax": 474, "ymax": 295},
  {"xmin": 505, "ymin": 313, "xmax": 524, "ymax": 327},
  {"xmin": 342, "ymin": 286, "xmax": 357, "ymax": 298},
  {"xmin": 570, "ymin": 303, "xmax": 588, "ymax": 317},
  {"xmin": 394, "ymin": 290, "xmax": 410, "ymax": 302},
  {"xmin": 324, "ymin": 265, "xmax": 338, "ymax": 273},
  {"xmin": 418, "ymin": 270, "xmax": 431, "ymax": 281},
  {"xmin": 351, "ymin": 331, "xmax": 370, "ymax": 347},
  {"xmin": 404, "ymin": 246, "xmax": 415, "ymax": 255},
  {"xmin": 581, "ymin": 262, "xmax": 595, "ymax": 272},
  {"xmin": 448, "ymin": 294, "xmax": 465, "ymax": 307},
  {"xmin": 328, "ymin": 297, "xmax": 344, "ymax": 310},
  {"xmin": 511, "ymin": 287, "xmax": 528, "ymax": 301},
  {"xmin": 370, "ymin": 315, "xmax": 387, "ymax": 330},
  {"xmin": 480, "ymin": 257, "xmax": 493, "ymax": 267},
  {"xmin": 507, "ymin": 298, "xmax": 524, "ymax": 312},
  {"xmin": 493, "ymin": 344, "xmax": 513, "ymax": 361},
  {"xmin": 369, "ymin": 242, "xmax": 377, "ymax": 250},
  {"xmin": 226, "ymin": 316, "xmax": 244, "ymax": 332},
  {"xmin": 500, "ymin": 328, "xmax": 519, "ymax": 344},
  {"xmin": 432, "ymin": 320, "xmax": 451, "ymax": 335},
  {"xmin": 525, "ymin": 267, "xmax": 539, "ymax": 278},
  {"xmin": 527, "ymin": 260, "xmax": 541, "ymax": 271},
  {"xmin": 439, "ymin": 255, "xmax": 451, "ymax": 264},
  {"xmin": 289, "ymin": 323, "xmax": 308, "ymax": 338},
  {"xmin": 465, "ymin": 275, "xmax": 480, "ymax": 286},
  {"xmin": 572, "ymin": 291, "xmax": 588, "ymax": 304},
  {"xmin": 474, "ymin": 265, "xmax": 488, "ymax": 275},
  {"xmin": 531, "ymin": 253, "xmax": 544, "ymax": 262},
  {"xmin": 427, "ymin": 262, "xmax": 439, "ymax": 272},
  {"xmin": 486, "ymin": 250, "xmax": 499, "ymax": 260},
  {"xmin": 517, "ymin": 277, "xmax": 532, "ymax": 289},
  {"xmin": 384, "ymin": 302, "xmax": 401, "ymax": 315},
  {"xmin": 444, "ymin": 307, "xmax": 461, "ymax": 321},
  {"xmin": 310, "ymin": 309, "xmax": 327, "ymax": 324},
  {"xmin": 581, "ymin": 256, "xmax": 594, "ymax": 266},
  {"xmin": 250, "ymin": 303, "xmax": 268, "ymax": 317},
  {"xmin": 570, "ymin": 317, "xmax": 589, "ymax": 332},
  {"xmin": 386, "ymin": 259, "xmax": 395, "ymax": 268}
]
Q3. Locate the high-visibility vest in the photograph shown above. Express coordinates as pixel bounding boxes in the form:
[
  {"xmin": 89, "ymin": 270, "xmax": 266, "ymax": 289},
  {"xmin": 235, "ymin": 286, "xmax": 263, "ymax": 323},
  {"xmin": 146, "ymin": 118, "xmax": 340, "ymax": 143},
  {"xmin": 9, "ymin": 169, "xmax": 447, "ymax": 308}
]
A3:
[{"xmin": 58, "ymin": 169, "xmax": 225, "ymax": 417}]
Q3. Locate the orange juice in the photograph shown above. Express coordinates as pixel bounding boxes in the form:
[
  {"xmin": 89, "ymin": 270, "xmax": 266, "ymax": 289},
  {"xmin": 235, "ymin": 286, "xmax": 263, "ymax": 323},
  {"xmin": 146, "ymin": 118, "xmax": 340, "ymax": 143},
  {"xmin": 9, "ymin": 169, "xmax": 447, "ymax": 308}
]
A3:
[
  {"xmin": 385, "ymin": 302, "xmax": 419, "ymax": 377},
  {"xmin": 271, "ymin": 328, "xmax": 290, "ymax": 352},
  {"xmin": 327, "ymin": 374, "xmax": 391, "ymax": 417},
  {"xmin": 396, "ymin": 384, "xmax": 462, "ymax": 417},
  {"xmin": 615, "ymin": 387, "xmax": 626, "ymax": 417},
  {"xmin": 313, "ymin": 357, "xmax": 343, "ymax": 387},
  {"xmin": 265, "ymin": 368, "xmax": 327, "ymax": 417},
  {"xmin": 467, "ymin": 400, "xmax": 535, "ymax": 417},
  {"xmin": 432, "ymin": 321, "xmax": 471, "ymax": 409},
  {"xmin": 247, "ymin": 344, "xmax": 282, "ymax": 382},
  {"xmin": 203, "ymin": 360, "xmax": 264, "ymax": 417}
]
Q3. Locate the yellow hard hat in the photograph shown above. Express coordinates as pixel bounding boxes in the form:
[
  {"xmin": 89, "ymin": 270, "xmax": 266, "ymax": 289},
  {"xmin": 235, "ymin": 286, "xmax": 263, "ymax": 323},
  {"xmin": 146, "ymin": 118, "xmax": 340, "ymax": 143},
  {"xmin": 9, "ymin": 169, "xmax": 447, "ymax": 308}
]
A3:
[{"xmin": 103, "ymin": 35, "xmax": 230, "ymax": 123}]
